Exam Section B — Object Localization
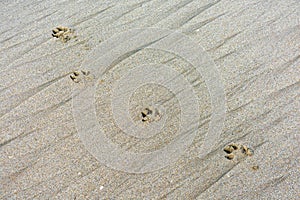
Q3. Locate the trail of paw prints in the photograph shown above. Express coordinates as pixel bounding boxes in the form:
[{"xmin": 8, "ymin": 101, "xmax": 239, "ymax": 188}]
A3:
[{"xmin": 71, "ymin": 28, "xmax": 226, "ymax": 173}]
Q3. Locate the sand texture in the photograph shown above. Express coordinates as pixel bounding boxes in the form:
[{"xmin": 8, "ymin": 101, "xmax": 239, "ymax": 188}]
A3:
[{"xmin": 1, "ymin": 0, "xmax": 299, "ymax": 199}]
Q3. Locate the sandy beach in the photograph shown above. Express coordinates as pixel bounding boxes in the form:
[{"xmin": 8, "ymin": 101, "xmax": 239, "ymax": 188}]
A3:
[{"xmin": 1, "ymin": 0, "xmax": 299, "ymax": 199}]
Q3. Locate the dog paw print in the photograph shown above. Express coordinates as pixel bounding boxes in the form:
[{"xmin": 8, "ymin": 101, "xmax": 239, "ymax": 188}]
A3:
[
  {"xmin": 141, "ymin": 107, "xmax": 161, "ymax": 123},
  {"xmin": 52, "ymin": 26, "xmax": 75, "ymax": 43},
  {"xmin": 70, "ymin": 70, "xmax": 91, "ymax": 83},
  {"xmin": 224, "ymin": 143, "xmax": 253, "ymax": 161}
]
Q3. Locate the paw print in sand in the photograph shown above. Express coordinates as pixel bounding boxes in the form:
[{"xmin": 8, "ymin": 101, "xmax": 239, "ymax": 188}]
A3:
[
  {"xmin": 52, "ymin": 26, "xmax": 75, "ymax": 43},
  {"xmin": 70, "ymin": 70, "xmax": 91, "ymax": 83},
  {"xmin": 224, "ymin": 143, "xmax": 253, "ymax": 161},
  {"xmin": 141, "ymin": 107, "xmax": 161, "ymax": 124}
]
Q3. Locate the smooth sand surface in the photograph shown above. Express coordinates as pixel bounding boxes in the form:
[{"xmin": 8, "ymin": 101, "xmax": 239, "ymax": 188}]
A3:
[{"xmin": 1, "ymin": 0, "xmax": 299, "ymax": 199}]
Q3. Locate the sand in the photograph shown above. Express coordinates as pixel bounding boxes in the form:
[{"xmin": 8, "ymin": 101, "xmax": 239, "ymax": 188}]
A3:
[{"xmin": 1, "ymin": 0, "xmax": 299, "ymax": 199}]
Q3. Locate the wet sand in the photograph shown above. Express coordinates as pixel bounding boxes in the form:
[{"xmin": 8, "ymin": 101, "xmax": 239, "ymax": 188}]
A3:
[{"xmin": 1, "ymin": 0, "xmax": 299, "ymax": 199}]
